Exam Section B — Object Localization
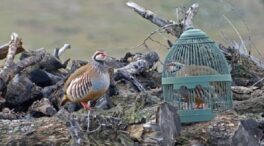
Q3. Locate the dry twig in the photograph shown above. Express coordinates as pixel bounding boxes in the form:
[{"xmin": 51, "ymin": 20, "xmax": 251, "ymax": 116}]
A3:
[{"xmin": 129, "ymin": 24, "xmax": 175, "ymax": 50}]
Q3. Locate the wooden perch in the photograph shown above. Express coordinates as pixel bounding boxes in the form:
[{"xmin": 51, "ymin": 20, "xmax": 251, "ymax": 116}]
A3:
[{"xmin": 126, "ymin": 1, "xmax": 183, "ymax": 37}]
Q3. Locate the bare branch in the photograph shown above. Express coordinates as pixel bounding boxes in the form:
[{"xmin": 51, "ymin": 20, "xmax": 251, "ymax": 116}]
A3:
[
  {"xmin": 183, "ymin": 3, "xmax": 199, "ymax": 30},
  {"xmin": 59, "ymin": 44, "xmax": 71, "ymax": 56},
  {"xmin": 0, "ymin": 43, "xmax": 24, "ymax": 60},
  {"xmin": 0, "ymin": 34, "xmax": 45, "ymax": 93},
  {"xmin": 53, "ymin": 44, "xmax": 71, "ymax": 59},
  {"xmin": 114, "ymin": 51, "xmax": 159, "ymax": 92},
  {"xmin": 4, "ymin": 33, "xmax": 21, "ymax": 68},
  {"xmin": 16, "ymin": 49, "xmax": 45, "ymax": 72},
  {"xmin": 115, "ymin": 70, "xmax": 146, "ymax": 92},
  {"xmin": 126, "ymin": 1, "xmax": 183, "ymax": 37},
  {"xmin": 0, "ymin": 33, "xmax": 24, "ymax": 88}
]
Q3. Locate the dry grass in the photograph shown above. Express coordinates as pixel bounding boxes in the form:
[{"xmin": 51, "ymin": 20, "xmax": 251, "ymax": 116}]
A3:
[{"xmin": 0, "ymin": 0, "xmax": 263, "ymax": 62}]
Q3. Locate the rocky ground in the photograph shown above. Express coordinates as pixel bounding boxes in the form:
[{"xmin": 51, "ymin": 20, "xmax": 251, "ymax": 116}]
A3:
[
  {"xmin": 0, "ymin": 35, "xmax": 263, "ymax": 146},
  {"xmin": 1, "ymin": 79, "xmax": 264, "ymax": 146}
]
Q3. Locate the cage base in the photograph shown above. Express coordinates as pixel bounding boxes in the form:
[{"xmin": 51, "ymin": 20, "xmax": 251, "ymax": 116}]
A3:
[{"xmin": 178, "ymin": 109, "xmax": 215, "ymax": 123}]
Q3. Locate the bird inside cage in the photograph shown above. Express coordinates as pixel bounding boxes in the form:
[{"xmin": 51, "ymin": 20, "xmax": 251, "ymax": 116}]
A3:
[
  {"xmin": 166, "ymin": 62, "xmax": 219, "ymax": 76},
  {"xmin": 162, "ymin": 28, "xmax": 233, "ymax": 123},
  {"xmin": 167, "ymin": 62, "xmax": 222, "ymax": 109},
  {"xmin": 178, "ymin": 85, "xmax": 211, "ymax": 109},
  {"xmin": 165, "ymin": 62, "xmax": 184, "ymax": 74}
]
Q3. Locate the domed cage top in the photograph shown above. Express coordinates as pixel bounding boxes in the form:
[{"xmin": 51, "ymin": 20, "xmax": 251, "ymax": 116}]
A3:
[{"xmin": 162, "ymin": 28, "xmax": 233, "ymax": 123}]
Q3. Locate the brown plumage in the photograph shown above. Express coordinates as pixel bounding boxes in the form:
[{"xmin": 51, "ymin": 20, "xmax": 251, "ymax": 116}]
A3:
[
  {"xmin": 179, "ymin": 86, "xmax": 205, "ymax": 109},
  {"xmin": 169, "ymin": 62, "xmax": 219, "ymax": 108},
  {"xmin": 61, "ymin": 51, "xmax": 111, "ymax": 110}
]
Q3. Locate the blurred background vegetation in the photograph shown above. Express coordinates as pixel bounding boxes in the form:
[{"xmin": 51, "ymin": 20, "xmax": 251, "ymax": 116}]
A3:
[{"xmin": 0, "ymin": 0, "xmax": 263, "ymax": 63}]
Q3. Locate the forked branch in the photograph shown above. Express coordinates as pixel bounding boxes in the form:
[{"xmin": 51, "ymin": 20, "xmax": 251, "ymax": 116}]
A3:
[
  {"xmin": 183, "ymin": 3, "xmax": 199, "ymax": 30},
  {"xmin": 126, "ymin": 2, "xmax": 199, "ymax": 37},
  {"xmin": 126, "ymin": 1, "xmax": 183, "ymax": 37}
]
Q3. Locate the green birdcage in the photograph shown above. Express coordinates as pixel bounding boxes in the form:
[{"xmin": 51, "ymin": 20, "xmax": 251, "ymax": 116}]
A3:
[{"xmin": 162, "ymin": 28, "xmax": 233, "ymax": 123}]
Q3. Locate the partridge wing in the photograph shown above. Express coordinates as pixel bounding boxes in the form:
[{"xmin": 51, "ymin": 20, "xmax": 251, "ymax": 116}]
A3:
[
  {"xmin": 64, "ymin": 64, "xmax": 95, "ymax": 100},
  {"xmin": 66, "ymin": 71, "xmax": 93, "ymax": 100},
  {"xmin": 64, "ymin": 64, "xmax": 93, "ymax": 91}
]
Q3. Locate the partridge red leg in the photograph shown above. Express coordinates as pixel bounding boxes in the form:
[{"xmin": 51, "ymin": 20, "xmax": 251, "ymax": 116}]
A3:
[
  {"xmin": 81, "ymin": 102, "xmax": 92, "ymax": 110},
  {"xmin": 81, "ymin": 101, "xmax": 92, "ymax": 132}
]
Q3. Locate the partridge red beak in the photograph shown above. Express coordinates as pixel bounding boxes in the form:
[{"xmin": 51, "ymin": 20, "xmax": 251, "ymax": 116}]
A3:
[{"xmin": 101, "ymin": 52, "xmax": 107, "ymax": 57}]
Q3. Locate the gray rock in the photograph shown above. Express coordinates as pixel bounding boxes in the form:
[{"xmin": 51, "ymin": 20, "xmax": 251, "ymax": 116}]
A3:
[
  {"xmin": 142, "ymin": 120, "xmax": 163, "ymax": 146},
  {"xmin": 232, "ymin": 92, "xmax": 251, "ymax": 101},
  {"xmin": 64, "ymin": 102, "xmax": 81, "ymax": 113},
  {"xmin": 207, "ymin": 114, "xmax": 263, "ymax": 146},
  {"xmin": 5, "ymin": 74, "xmax": 42, "ymax": 111},
  {"xmin": 234, "ymin": 95, "xmax": 264, "ymax": 114},
  {"xmin": 157, "ymin": 102, "xmax": 181, "ymax": 146},
  {"xmin": 205, "ymin": 112, "xmax": 239, "ymax": 146},
  {"xmin": 231, "ymin": 86, "xmax": 254, "ymax": 94},
  {"xmin": 95, "ymin": 95, "xmax": 113, "ymax": 109},
  {"xmin": 29, "ymin": 98, "xmax": 57, "ymax": 116},
  {"xmin": 251, "ymin": 89, "xmax": 264, "ymax": 98},
  {"xmin": 232, "ymin": 119, "xmax": 263, "ymax": 146}
]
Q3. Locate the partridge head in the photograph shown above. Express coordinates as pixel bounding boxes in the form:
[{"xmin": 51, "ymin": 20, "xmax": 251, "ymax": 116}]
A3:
[{"xmin": 61, "ymin": 51, "xmax": 113, "ymax": 110}]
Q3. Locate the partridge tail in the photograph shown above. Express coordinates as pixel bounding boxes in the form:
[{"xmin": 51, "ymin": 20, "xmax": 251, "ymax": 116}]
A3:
[{"xmin": 60, "ymin": 95, "xmax": 69, "ymax": 106}]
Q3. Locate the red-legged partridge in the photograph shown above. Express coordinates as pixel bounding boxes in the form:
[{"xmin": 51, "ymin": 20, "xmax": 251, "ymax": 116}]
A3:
[{"xmin": 61, "ymin": 51, "xmax": 112, "ymax": 110}]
